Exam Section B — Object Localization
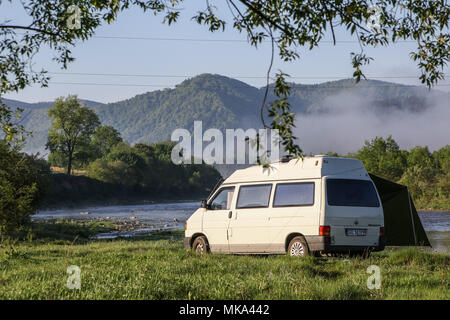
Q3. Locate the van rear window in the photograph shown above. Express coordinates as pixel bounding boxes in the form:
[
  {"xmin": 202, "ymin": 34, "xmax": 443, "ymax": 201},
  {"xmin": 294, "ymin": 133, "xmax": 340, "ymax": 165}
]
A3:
[{"xmin": 326, "ymin": 179, "xmax": 380, "ymax": 207}]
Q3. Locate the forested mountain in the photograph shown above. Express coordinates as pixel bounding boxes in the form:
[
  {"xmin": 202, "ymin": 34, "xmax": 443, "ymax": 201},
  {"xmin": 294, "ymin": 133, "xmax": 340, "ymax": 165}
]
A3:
[
  {"xmin": 95, "ymin": 74, "xmax": 263, "ymax": 145},
  {"xmin": 3, "ymin": 73, "xmax": 448, "ymax": 154}
]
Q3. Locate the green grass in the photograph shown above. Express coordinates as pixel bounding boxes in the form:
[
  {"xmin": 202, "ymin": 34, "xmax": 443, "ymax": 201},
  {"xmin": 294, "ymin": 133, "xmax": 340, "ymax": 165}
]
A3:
[{"xmin": 0, "ymin": 224, "xmax": 449, "ymax": 300}]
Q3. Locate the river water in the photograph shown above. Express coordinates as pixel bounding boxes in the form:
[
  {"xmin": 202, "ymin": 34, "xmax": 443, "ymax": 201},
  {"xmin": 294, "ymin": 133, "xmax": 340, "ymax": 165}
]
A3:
[{"xmin": 34, "ymin": 202, "xmax": 450, "ymax": 253}]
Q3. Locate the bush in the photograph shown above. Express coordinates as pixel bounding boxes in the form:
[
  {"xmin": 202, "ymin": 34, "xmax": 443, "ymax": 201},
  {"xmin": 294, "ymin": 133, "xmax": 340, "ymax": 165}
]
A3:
[
  {"xmin": 87, "ymin": 141, "xmax": 222, "ymax": 195},
  {"xmin": 0, "ymin": 141, "xmax": 49, "ymax": 234}
]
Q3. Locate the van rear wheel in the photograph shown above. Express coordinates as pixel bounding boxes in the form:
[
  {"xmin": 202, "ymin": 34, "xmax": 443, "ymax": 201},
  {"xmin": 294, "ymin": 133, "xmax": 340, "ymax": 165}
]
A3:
[
  {"xmin": 288, "ymin": 236, "xmax": 309, "ymax": 257},
  {"xmin": 192, "ymin": 236, "xmax": 209, "ymax": 254}
]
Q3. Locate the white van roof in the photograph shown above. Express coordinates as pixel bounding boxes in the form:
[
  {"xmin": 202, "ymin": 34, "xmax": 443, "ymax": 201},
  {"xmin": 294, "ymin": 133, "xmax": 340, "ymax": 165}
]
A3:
[{"xmin": 223, "ymin": 156, "xmax": 369, "ymax": 184}]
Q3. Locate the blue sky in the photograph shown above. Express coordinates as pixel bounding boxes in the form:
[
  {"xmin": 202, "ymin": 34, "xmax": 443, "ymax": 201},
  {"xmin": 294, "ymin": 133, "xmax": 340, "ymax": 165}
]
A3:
[{"xmin": 2, "ymin": 1, "xmax": 449, "ymax": 103}]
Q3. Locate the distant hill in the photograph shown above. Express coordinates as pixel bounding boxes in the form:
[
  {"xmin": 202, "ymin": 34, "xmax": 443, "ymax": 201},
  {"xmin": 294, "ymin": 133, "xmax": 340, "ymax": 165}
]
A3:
[
  {"xmin": 2, "ymin": 73, "xmax": 449, "ymax": 154},
  {"xmin": 1, "ymin": 98, "xmax": 104, "ymax": 110},
  {"xmin": 95, "ymin": 74, "xmax": 263, "ymax": 144}
]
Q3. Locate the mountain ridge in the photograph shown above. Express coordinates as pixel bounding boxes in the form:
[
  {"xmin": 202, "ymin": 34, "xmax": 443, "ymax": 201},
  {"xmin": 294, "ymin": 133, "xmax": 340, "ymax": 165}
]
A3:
[{"xmin": 2, "ymin": 73, "xmax": 448, "ymax": 153}]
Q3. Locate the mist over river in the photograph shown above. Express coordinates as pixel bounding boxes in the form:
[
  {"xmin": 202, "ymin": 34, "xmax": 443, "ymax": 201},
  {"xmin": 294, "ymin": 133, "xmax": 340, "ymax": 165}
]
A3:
[{"xmin": 34, "ymin": 202, "xmax": 450, "ymax": 253}]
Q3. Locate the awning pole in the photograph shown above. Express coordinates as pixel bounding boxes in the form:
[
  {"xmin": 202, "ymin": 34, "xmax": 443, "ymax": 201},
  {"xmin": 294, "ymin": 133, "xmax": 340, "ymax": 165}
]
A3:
[{"xmin": 407, "ymin": 187, "xmax": 417, "ymax": 245}]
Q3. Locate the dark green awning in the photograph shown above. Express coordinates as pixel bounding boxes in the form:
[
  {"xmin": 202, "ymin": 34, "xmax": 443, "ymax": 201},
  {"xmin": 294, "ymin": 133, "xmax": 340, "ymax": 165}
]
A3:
[{"xmin": 370, "ymin": 174, "xmax": 431, "ymax": 246}]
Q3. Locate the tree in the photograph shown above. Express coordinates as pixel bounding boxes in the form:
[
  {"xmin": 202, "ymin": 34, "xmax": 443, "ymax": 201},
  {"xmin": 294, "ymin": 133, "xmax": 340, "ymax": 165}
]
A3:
[
  {"xmin": 406, "ymin": 146, "xmax": 438, "ymax": 178},
  {"xmin": 433, "ymin": 146, "xmax": 450, "ymax": 207},
  {"xmin": 0, "ymin": 140, "xmax": 49, "ymax": 234},
  {"xmin": 433, "ymin": 145, "xmax": 450, "ymax": 173},
  {"xmin": 46, "ymin": 95, "xmax": 100, "ymax": 175},
  {"xmin": 1, "ymin": 0, "xmax": 449, "ymax": 158},
  {"xmin": 355, "ymin": 136, "xmax": 406, "ymax": 180},
  {"xmin": 88, "ymin": 141, "xmax": 222, "ymax": 194},
  {"xmin": 0, "ymin": 101, "xmax": 29, "ymax": 148},
  {"xmin": 91, "ymin": 125, "xmax": 123, "ymax": 159},
  {"xmin": 399, "ymin": 146, "xmax": 436, "ymax": 200},
  {"xmin": 0, "ymin": 96, "xmax": 48, "ymax": 234}
]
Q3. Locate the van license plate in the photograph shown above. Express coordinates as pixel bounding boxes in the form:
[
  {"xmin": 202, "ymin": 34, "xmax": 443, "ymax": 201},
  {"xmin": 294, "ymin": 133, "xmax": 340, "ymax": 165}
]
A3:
[{"xmin": 345, "ymin": 228, "xmax": 367, "ymax": 236}]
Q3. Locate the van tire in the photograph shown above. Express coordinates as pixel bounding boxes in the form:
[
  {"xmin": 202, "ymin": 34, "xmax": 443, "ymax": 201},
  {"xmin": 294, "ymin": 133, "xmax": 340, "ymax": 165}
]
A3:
[
  {"xmin": 288, "ymin": 236, "xmax": 309, "ymax": 257},
  {"xmin": 192, "ymin": 236, "xmax": 209, "ymax": 254}
]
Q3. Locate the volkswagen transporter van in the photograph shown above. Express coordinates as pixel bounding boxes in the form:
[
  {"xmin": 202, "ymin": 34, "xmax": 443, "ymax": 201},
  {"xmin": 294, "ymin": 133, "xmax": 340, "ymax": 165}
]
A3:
[{"xmin": 184, "ymin": 156, "xmax": 386, "ymax": 256}]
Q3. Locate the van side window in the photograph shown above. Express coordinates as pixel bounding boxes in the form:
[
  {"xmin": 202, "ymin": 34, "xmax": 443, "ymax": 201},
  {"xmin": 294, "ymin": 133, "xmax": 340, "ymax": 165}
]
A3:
[
  {"xmin": 273, "ymin": 182, "xmax": 314, "ymax": 207},
  {"xmin": 236, "ymin": 184, "xmax": 272, "ymax": 209},
  {"xmin": 209, "ymin": 187, "xmax": 235, "ymax": 210}
]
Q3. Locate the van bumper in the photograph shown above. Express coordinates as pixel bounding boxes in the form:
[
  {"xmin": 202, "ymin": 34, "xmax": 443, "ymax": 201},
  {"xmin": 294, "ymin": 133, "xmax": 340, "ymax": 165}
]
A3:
[
  {"xmin": 183, "ymin": 237, "xmax": 191, "ymax": 249},
  {"xmin": 305, "ymin": 235, "xmax": 386, "ymax": 252},
  {"xmin": 374, "ymin": 236, "xmax": 386, "ymax": 252},
  {"xmin": 304, "ymin": 235, "xmax": 330, "ymax": 251}
]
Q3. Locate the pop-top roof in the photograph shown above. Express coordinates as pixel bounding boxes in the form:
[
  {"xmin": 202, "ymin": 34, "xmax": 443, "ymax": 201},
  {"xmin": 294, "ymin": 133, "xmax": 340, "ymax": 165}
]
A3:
[{"xmin": 223, "ymin": 156, "xmax": 369, "ymax": 184}]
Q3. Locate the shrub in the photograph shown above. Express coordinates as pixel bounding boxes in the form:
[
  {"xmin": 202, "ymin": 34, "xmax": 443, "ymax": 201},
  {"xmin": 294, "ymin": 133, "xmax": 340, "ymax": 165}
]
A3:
[{"xmin": 0, "ymin": 141, "xmax": 49, "ymax": 234}]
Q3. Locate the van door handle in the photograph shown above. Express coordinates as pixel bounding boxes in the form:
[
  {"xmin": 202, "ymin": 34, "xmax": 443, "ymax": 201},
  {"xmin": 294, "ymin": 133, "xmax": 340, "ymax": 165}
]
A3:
[{"xmin": 228, "ymin": 211, "xmax": 232, "ymax": 219}]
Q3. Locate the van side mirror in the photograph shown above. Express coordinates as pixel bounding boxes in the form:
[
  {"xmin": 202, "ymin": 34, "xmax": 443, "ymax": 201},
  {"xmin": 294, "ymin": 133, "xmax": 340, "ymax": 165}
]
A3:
[{"xmin": 200, "ymin": 200, "xmax": 208, "ymax": 209}]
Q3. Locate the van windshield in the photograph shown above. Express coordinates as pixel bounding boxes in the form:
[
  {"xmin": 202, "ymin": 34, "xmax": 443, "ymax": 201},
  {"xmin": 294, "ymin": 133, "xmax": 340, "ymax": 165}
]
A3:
[{"xmin": 326, "ymin": 179, "xmax": 380, "ymax": 207}]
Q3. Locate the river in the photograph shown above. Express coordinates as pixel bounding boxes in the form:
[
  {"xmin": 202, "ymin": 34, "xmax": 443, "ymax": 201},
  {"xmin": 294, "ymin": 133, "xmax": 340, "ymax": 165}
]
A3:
[{"xmin": 34, "ymin": 202, "xmax": 450, "ymax": 253}]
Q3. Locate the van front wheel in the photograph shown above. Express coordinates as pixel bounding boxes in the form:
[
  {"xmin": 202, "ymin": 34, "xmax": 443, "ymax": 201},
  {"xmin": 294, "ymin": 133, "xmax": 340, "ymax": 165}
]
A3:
[
  {"xmin": 192, "ymin": 236, "xmax": 209, "ymax": 254},
  {"xmin": 288, "ymin": 236, "xmax": 309, "ymax": 257}
]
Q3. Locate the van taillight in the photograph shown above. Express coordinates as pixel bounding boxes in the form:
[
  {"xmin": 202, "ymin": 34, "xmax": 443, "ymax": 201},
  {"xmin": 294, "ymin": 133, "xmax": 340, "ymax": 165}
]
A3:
[
  {"xmin": 319, "ymin": 226, "xmax": 331, "ymax": 236},
  {"xmin": 380, "ymin": 227, "xmax": 385, "ymax": 236},
  {"xmin": 185, "ymin": 222, "xmax": 187, "ymax": 230}
]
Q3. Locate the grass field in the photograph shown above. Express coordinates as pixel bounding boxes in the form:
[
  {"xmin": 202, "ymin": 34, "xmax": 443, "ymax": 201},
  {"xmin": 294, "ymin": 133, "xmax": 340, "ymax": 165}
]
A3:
[{"xmin": 0, "ymin": 221, "xmax": 449, "ymax": 300}]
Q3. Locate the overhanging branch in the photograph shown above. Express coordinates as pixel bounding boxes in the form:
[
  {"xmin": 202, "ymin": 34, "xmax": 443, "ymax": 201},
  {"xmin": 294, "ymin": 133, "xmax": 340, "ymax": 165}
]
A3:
[
  {"xmin": 0, "ymin": 25, "xmax": 71, "ymax": 42},
  {"xmin": 237, "ymin": 0, "xmax": 292, "ymax": 37}
]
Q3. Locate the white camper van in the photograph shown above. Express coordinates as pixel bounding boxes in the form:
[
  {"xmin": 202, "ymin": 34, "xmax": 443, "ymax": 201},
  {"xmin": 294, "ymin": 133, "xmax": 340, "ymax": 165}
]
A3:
[{"xmin": 184, "ymin": 156, "xmax": 386, "ymax": 256}]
